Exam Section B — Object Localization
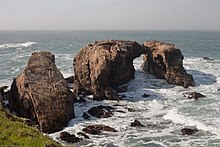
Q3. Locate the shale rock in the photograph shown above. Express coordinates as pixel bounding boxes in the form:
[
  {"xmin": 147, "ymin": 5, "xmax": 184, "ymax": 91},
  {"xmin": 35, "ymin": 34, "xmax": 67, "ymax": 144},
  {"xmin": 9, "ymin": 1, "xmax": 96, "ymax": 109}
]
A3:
[
  {"xmin": 82, "ymin": 124, "xmax": 117, "ymax": 135},
  {"xmin": 142, "ymin": 41, "xmax": 195, "ymax": 88},
  {"xmin": 73, "ymin": 40, "xmax": 145, "ymax": 100},
  {"xmin": 9, "ymin": 51, "xmax": 75, "ymax": 133}
]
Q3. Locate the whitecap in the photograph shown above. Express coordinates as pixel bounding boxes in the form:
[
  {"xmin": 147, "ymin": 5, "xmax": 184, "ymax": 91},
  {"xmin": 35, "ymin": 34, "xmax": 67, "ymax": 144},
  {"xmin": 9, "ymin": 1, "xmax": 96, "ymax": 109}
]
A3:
[{"xmin": 0, "ymin": 42, "xmax": 37, "ymax": 49}]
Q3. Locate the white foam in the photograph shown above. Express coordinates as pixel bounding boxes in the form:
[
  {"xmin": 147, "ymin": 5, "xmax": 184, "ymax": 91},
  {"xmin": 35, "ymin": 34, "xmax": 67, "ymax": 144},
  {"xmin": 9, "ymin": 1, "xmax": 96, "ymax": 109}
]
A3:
[
  {"xmin": 0, "ymin": 42, "xmax": 36, "ymax": 49},
  {"xmin": 163, "ymin": 108, "xmax": 220, "ymax": 136}
]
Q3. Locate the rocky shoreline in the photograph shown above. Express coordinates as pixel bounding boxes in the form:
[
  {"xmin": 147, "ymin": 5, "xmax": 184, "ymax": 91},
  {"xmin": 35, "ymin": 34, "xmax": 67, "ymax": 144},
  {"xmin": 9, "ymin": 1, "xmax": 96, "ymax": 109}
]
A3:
[{"xmin": 1, "ymin": 40, "xmax": 203, "ymax": 145}]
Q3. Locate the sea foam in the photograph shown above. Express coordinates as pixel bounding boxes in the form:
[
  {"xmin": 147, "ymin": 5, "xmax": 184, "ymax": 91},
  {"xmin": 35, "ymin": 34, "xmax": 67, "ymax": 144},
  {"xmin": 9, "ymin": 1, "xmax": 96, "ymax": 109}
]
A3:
[{"xmin": 0, "ymin": 42, "xmax": 36, "ymax": 49}]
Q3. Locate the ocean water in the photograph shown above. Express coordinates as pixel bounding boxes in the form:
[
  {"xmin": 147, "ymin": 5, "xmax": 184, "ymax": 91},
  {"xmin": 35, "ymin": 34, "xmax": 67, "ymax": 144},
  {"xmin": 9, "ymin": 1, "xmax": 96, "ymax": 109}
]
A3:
[{"xmin": 0, "ymin": 30, "xmax": 220, "ymax": 147}]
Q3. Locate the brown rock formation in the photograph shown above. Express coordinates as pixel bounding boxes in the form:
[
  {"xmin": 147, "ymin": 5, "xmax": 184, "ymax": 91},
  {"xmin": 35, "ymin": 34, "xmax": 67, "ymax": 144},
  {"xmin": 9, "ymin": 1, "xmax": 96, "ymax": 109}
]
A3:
[
  {"xmin": 82, "ymin": 124, "xmax": 117, "ymax": 135},
  {"xmin": 9, "ymin": 51, "xmax": 75, "ymax": 133},
  {"xmin": 73, "ymin": 40, "xmax": 145, "ymax": 100},
  {"xmin": 142, "ymin": 41, "xmax": 196, "ymax": 88}
]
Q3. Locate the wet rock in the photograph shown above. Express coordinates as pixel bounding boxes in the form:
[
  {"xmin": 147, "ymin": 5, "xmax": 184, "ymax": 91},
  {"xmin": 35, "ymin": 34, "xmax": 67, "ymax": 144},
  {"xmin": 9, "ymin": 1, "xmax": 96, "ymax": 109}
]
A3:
[
  {"xmin": 77, "ymin": 96, "xmax": 87, "ymax": 103},
  {"xmin": 131, "ymin": 119, "xmax": 145, "ymax": 127},
  {"xmin": 82, "ymin": 112, "xmax": 91, "ymax": 120},
  {"xmin": 73, "ymin": 40, "xmax": 145, "ymax": 100},
  {"xmin": 142, "ymin": 41, "xmax": 196, "ymax": 88},
  {"xmin": 203, "ymin": 57, "xmax": 214, "ymax": 61},
  {"xmin": 77, "ymin": 132, "xmax": 90, "ymax": 139},
  {"xmin": 188, "ymin": 92, "xmax": 205, "ymax": 100},
  {"xmin": 9, "ymin": 51, "xmax": 75, "ymax": 133},
  {"xmin": 60, "ymin": 131, "xmax": 82, "ymax": 143},
  {"xmin": 65, "ymin": 76, "xmax": 74, "ymax": 84},
  {"xmin": 82, "ymin": 124, "xmax": 117, "ymax": 135},
  {"xmin": 142, "ymin": 93, "xmax": 150, "ymax": 98},
  {"xmin": 181, "ymin": 127, "xmax": 198, "ymax": 135},
  {"xmin": 87, "ymin": 105, "xmax": 114, "ymax": 118},
  {"xmin": 0, "ymin": 86, "xmax": 8, "ymax": 94},
  {"xmin": 116, "ymin": 110, "xmax": 126, "ymax": 113},
  {"xmin": 126, "ymin": 107, "xmax": 135, "ymax": 112}
]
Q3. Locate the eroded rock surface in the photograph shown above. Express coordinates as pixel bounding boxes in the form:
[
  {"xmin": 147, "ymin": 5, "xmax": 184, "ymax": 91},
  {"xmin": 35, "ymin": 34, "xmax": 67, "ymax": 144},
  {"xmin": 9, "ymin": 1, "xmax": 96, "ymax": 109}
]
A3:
[
  {"xmin": 142, "ymin": 41, "xmax": 195, "ymax": 88},
  {"xmin": 9, "ymin": 51, "xmax": 75, "ymax": 133},
  {"xmin": 73, "ymin": 40, "xmax": 145, "ymax": 100},
  {"xmin": 82, "ymin": 124, "xmax": 117, "ymax": 135}
]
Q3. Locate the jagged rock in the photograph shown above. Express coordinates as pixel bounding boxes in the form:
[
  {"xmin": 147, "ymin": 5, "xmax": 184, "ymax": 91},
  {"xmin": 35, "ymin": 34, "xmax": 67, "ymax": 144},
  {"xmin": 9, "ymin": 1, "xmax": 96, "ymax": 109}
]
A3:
[
  {"xmin": 131, "ymin": 119, "xmax": 145, "ymax": 127},
  {"xmin": 73, "ymin": 40, "xmax": 145, "ymax": 100},
  {"xmin": 188, "ymin": 92, "xmax": 205, "ymax": 100},
  {"xmin": 9, "ymin": 51, "xmax": 75, "ymax": 133},
  {"xmin": 87, "ymin": 105, "xmax": 114, "ymax": 118},
  {"xmin": 82, "ymin": 124, "xmax": 117, "ymax": 135},
  {"xmin": 181, "ymin": 127, "xmax": 198, "ymax": 135},
  {"xmin": 60, "ymin": 131, "xmax": 82, "ymax": 143},
  {"xmin": 142, "ymin": 41, "xmax": 196, "ymax": 88},
  {"xmin": 77, "ymin": 132, "xmax": 90, "ymax": 139}
]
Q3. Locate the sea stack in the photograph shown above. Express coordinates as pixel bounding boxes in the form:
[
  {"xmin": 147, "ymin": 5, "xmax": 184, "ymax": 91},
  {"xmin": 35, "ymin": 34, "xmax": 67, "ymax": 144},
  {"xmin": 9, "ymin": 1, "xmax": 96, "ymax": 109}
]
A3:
[
  {"xmin": 142, "ymin": 41, "xmax": 195, "ymax": 88},
  {"xmin": 73, "ymin": 40, "xmax": 145, "ymax": 100},
  {"xmin": 9, "ymin": 51, "xmax": 75, "ymax": 133}
]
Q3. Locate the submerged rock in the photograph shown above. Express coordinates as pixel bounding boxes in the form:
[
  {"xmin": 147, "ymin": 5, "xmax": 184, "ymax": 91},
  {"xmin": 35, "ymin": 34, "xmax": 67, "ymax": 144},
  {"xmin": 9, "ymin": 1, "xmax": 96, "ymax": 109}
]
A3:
[
  {"xmin": 60, "ymin": 131, "xmax": 82, "ymax": 143},
  {"xmin": 181, "ymin": 127, "xmax": 198, "ymax": 135},
  {"xmin": 9, "ymin": 51, "xmax": 75, "ymax": 133},
  {"xmin": 73, "ymin": 40, "xmax": 145, "ymax": 100},
  {"xmin": 188, "ymin": 92, "xmax": 206, "ymax": 100},
  {"xmin": 131, "ymin": 119, "xmax": 145, "ymax": 127},
  {"xmin": 82, "ymin": 124, "xmax": 117, "ymax": 135},
  {"xmin": 142, "ymin": 41, "xmax": 196, "ymax": 88}
]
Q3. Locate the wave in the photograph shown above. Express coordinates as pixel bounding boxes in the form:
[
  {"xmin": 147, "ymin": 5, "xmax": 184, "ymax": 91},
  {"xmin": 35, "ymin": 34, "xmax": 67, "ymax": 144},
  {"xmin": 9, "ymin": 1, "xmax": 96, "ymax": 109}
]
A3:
[{"xmin": 0, "ymin": 42, "xmax": 37, "ymax": 49}]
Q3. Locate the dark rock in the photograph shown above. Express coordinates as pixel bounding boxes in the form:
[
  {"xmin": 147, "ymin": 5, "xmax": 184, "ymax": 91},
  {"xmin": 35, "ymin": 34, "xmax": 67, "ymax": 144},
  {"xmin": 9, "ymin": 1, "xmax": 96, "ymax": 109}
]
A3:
[
  {"xmin": 60, "ymin": 131, "xmax": 82, "ymax": 143},
  {"xmin": 142, "ymin": 41, "xmax": 196, "ymax": 88},
  {"xmin": 82, "ymin": 112, "xmax": 91, "ymax": 120},
  {"xmin": 9, "ymin": 51, "xmax": 75, "ymax": 133},
  {"xmin": 126, "ymin": 107, "xmax": 135, "ymax": 112},
  {"xmin": 131, "ymin": 119, "xmax": 145, "ymax": 127},
  {"xmin": 181, "ymin": 127, "xmax": 198, "ymax": 135},
  {"xmin": 114, "ymin": 86, "xmax": 128, "ymax": 93},
  {"xmin": 87, "ymin": 105, "xmax": 114, "ymax": 118},
  {"xmin": 188, "ymin": 92, "xmax": 205, "ymax": 100},
  {"xmin": 65, "ymin": 76, "xmax": 74, "ymax": 84},
  {"xmin": 82, "ymin": 124, "xmax": 117, "ymax": 135},
  {"xmin": 73, "ymin": 40, "xmax": 145, "ymax": 100},
  {"xmin": 77, "ymin": 132, "xmax": 90, "ymax": 139},
  {"xmin": 78, "ymin": 96, "xmax": 86, "ymax": 103},
  {"xmin": 0, "ymin": 86, "xmax": 8, "ymax": 94},
  {"xmin": 142, "ymin": 93, "xmax": 150, "ymax": 98},
  {"xmin": 203, "ymin": 57, "xmax": 214, "ymax": 61}
]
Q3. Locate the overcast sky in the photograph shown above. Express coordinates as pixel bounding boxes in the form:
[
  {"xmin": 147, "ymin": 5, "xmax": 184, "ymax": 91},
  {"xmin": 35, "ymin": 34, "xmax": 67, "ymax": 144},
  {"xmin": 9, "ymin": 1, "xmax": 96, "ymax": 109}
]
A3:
[{"xmin": 0, "ymin": 0, "xmax": 220, "ymax": 30}]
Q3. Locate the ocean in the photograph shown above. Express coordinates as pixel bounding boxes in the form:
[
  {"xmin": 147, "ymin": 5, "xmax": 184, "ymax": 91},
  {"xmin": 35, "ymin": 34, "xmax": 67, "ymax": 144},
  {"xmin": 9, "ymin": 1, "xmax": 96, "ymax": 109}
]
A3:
[{"xmin": 0, "ymin": 30, "xmax": 220, "ymax": 147}]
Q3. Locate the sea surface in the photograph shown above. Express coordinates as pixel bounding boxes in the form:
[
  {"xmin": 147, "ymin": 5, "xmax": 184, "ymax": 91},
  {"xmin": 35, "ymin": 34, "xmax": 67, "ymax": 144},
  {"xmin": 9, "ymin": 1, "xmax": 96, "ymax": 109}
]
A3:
[{"xmin": 0, "ymin": 30, "xmax": 220, "ymax": 147}]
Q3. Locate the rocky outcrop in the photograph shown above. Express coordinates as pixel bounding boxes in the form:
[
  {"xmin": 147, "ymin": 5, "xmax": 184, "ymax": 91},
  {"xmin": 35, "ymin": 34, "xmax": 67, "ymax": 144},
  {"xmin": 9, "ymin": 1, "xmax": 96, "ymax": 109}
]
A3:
[
  {"xmin": 181, "ymin": 127, "xmax": 198, "ymax": 135},
  {"xmin": 142, "ymin": 41, "xmax": 195, "ymax": 88},
  {"xmin": 82, "ymin": 124, "xmax": 117, "ymax": 135},
  {"xmin": 60, "ymin": 131, "xmax": 82, "ymax": 143},
  {"xmin": 73, "ymin": 40, "xmax": 145, "ymax": 100},
  {"xmin": 131, "ymin": 119, "xmax": 145, "ymax": 127},
  {"xmin": 9, "ymin": 51, "xmax": 75, "ymax": 133}
]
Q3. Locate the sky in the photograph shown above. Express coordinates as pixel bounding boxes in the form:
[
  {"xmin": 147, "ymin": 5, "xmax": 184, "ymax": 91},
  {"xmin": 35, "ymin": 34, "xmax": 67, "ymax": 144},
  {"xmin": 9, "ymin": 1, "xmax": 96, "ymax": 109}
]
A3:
[{"xmin": 0, "ymin": 0, "xmax": 220, "ymax": 30}]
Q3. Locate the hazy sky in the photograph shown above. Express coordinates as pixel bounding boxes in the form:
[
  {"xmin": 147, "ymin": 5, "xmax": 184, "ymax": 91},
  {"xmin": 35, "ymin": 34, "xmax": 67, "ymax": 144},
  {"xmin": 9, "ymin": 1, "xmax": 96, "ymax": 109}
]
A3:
[{"xmin": 0, "ymin": 0, "xmax": 220, "ymax": 30}]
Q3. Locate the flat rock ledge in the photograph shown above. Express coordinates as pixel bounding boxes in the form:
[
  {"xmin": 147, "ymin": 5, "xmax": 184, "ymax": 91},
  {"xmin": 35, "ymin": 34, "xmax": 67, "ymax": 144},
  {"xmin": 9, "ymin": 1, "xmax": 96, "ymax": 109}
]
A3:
[{"xmin": 9, "ymin": 51, "xmax": 75, "ymax": 133}]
